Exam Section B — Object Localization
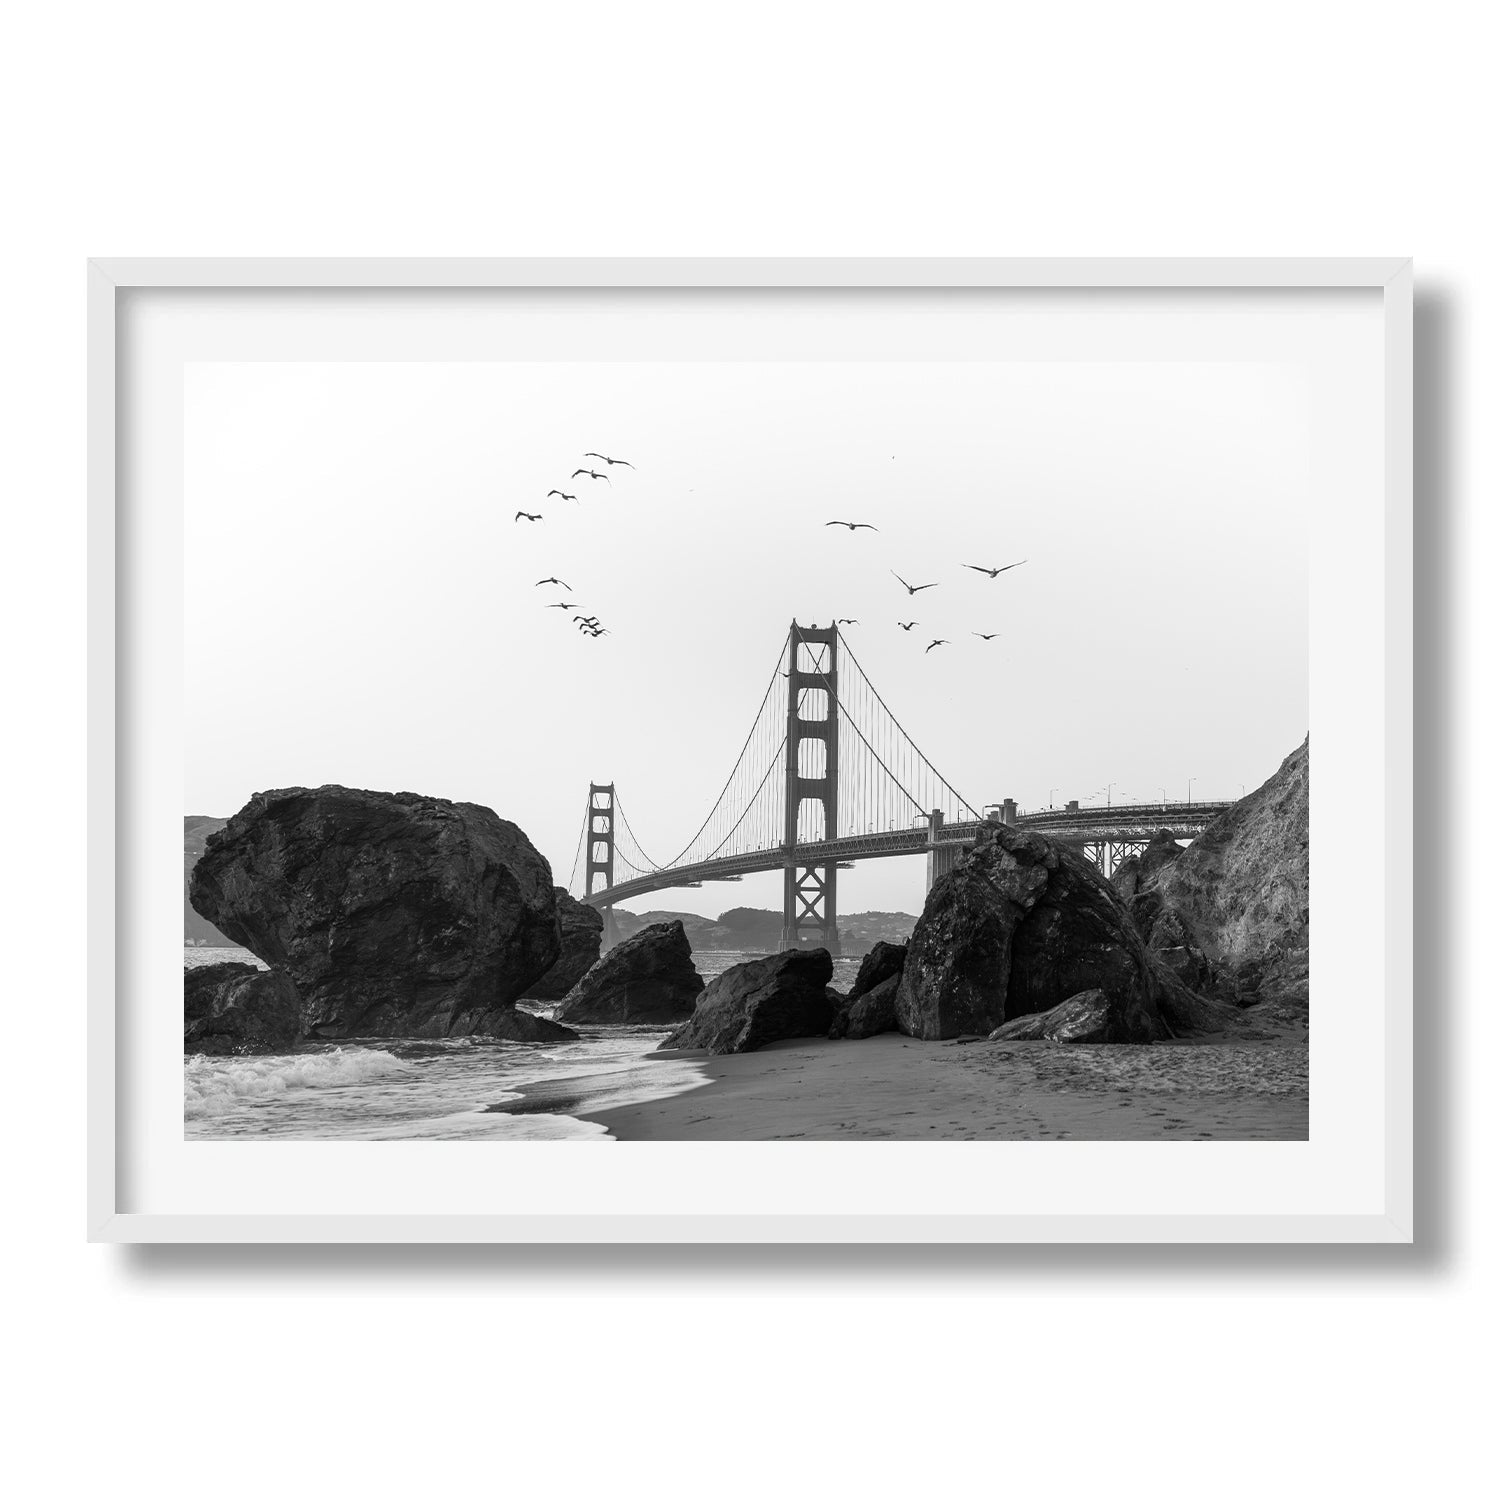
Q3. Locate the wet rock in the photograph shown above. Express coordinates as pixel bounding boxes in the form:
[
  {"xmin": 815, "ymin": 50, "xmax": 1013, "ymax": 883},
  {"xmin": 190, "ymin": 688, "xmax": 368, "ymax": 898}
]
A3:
[
  {"xmin": 524, "ymin": 888, "xmax": 605, "ymax": 1001},
  {"xmin": 554, "ymin": 920, "xmax": 705, "ymax": 1025},
  {"xmin": 1138, "ymin": 737, "xmax": 1310, "ymax": 1005},
  {"xmin": 661, "ymin": 948, "xmax": 835, "ymax": 1054},
  {"xmin": 895, "ymin": 822, "xmax": 1221, "ymax": 1042},
  {"xmin": 987, "ymin": 989, "xmax": 1113, "ymax": 1043},
  {"xmin": 829, "ymin": 973, "xmax": 902, "ymax": 1040},
  {"xmin": 189, "ymin": 785, "xmax": 562, "ymax": 1039},
  {"xmin": 184, "ymin": 962, "xmax": 301, "ymax": 1055}
]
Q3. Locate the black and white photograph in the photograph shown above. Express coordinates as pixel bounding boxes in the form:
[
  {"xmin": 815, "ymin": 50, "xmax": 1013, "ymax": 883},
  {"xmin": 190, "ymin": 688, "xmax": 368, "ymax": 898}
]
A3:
[{"xmin": 181, "ymin": 341, "xmax": 1312, "ymax": 1143}]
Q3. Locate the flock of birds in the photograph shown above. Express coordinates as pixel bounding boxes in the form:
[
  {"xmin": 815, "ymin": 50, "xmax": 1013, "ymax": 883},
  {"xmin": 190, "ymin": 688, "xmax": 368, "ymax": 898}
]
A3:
[
  {"xmin": 514, "ymin": 451, "xmax": 635, "ymax": 639},
  {"xmin": 513, "ymin": 457, "xmax": 1025, "ymax": 653},
  {"xmin": 823, "ymin": 519, "xmax": 1027, "ymax": 654}
]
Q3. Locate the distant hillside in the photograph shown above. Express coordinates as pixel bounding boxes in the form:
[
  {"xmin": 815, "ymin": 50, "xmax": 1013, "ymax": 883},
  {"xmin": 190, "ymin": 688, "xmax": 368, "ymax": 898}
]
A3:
[
  {"xmin": 185, "ymin": 816, "xmax": 236, "ymax": 946},
  {"xmin": 612, "ymin": 905, "xmax": 916, "ymax": 954}
]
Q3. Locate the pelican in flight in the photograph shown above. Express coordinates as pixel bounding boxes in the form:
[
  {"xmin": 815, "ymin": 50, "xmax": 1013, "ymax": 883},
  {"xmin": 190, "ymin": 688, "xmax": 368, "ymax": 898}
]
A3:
[
  {"xmin": 892, "ymin": 571, "xmax": 938, "ymax": 595},
  {"xmin": 514, "ymin": 511, "xmax": 542, "ymax": 522},
  {"xmin": 835, "ymin": 618, "xmax": 858, "ymax": 626},
  {"xmin": 925, "ymin": 639, "xmax": 950, "ymax": 653},
  {"xmin": 535, "ymin": 577, "xmax": 572, "ymax": 590},
  {"xmin": 973, "ymin": 631, "xmax": 1000, "ymax": 641},
  {"xmin": 545, "ymin": 602, "xmax": 580, "ymax": 612},
  {"xmin": 571, "ymin": 468, "xmax": 611, "ymax": 483},
  {"xmin": 825, "ymin": 520, "xmax": 878, "ymax": 532},
  {"xmin": 897, "ymin": 621, "xmax": 918, "ymax": 631},
  {"xmin": 584, "ymin": 452, "xmax": 634, "ymax": 468},
  {"xmin": 963, "ymin": 560, "xmax": 1027, "ymax": 578},
  {"xmin": 546, "ymin": 490, "xmax": 578, "ymax": 502}
]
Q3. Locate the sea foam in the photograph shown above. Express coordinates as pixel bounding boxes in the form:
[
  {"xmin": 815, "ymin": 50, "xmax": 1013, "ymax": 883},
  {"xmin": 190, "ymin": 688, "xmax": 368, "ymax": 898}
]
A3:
[{"xmin": 184, "ymin": 1047, "xmax": 413, "ymax": 1119}]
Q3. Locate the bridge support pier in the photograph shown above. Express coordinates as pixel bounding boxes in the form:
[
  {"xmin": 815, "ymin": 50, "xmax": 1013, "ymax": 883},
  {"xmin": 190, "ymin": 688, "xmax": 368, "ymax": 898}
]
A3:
[
  {"xmin": 925, "ymin": 808, "xmax": 960, "ymax": 893},
  {"xmin": 779, "ymin": 621, "xmax": 841, "ymax": 955},
  {"xmin": 781, "ymin": 861, "xmax": 840, "ymax": 955}
]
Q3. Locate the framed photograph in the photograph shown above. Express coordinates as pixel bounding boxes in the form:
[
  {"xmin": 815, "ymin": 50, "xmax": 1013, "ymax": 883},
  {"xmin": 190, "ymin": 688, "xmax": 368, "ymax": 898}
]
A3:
[{"xmin": 89, "ymin": 257, "xmax": 1412, "ymax": 1243}]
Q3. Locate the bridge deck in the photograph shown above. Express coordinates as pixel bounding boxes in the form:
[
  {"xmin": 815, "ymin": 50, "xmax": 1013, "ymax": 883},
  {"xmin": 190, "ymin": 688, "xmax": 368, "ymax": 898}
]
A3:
[{"xmin": 584, "ymin": 801, "xmax": 1233, "ymax": 908}]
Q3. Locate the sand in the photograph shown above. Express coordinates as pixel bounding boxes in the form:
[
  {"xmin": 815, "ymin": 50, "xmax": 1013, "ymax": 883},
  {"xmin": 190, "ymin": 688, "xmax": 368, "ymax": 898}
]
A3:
[{"xmin": 566, "ymin": 1004, "xmax": 1308, "ymax": 1142}]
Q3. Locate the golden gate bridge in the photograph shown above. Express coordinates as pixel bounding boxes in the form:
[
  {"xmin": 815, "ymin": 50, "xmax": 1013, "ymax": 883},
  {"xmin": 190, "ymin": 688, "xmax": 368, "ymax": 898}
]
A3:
[{"xmin": 567, "ymin": 621, "xmax": 1231, "ymax": 954}]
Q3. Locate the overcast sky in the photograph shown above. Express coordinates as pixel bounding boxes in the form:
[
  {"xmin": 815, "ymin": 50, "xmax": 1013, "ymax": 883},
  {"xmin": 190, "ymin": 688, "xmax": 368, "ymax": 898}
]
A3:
[{"xmin": 185, "ymin": 353, "xmax": 1309, "ymax": 918}]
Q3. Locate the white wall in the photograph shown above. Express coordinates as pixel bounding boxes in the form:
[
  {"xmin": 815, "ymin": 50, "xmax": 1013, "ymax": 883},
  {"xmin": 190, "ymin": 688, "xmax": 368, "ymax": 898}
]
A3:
[{"xmin": 4, "ymin": 3, "xmax": 1491, "ymax": 1496}]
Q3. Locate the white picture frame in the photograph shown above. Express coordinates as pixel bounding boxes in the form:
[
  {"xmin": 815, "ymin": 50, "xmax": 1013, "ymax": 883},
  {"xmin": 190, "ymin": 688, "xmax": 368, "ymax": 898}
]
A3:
[{"xmin": 88, "ymin": 257, "xmax": 1413, "ymax": 1244}]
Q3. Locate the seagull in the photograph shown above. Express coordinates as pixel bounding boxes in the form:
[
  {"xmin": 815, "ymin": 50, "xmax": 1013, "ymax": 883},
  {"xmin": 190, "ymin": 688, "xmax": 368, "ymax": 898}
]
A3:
[
  {"xmin": 963, "ymin": 560, "xmax": 1028, "ymax": 578},
  {"xmin": 545, "ymin": 602, "xmax": 580, "ymax": 612},
  {"xmin": 825, "ymin": 520, "xmax": 879, "ymax": 532},
  {"xmin": 571, "ymin": 469, "xmax": 611, "ymax": 483},
  {"xmin": 897, "ymin": 621, "xmax": 918, "ymax": 631},
  {"xmin": 546, "ymin": 490, "xmax": 578, "ymax": 502},
  {"xmin": 514, "ymin": 511, "xmax": 542, "ymax": 522},
  {"xmin": 584, "ymin": 453, "xmax": 634, "ymax": 468},
  {"xmin": 925, "ymin": 639, "xmax": 950, "ymax": 653},
  {"xmin": 835, "ymin": 618, "xmax": 858, "ymax": 626},
  {"xmin": 892, "ymin": 571, "xmax": 938, "ymax": 595},
  {"xmin": 535, "ymin": 577, "xmax": 572, "ymax": 590},
  {"xmin": 973, "ymin": 632, "xmax": 1000, "ymax": 641}
]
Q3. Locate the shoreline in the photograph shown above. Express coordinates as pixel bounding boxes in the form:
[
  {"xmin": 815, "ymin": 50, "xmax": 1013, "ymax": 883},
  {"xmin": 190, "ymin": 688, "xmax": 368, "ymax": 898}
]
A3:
[{"xmin": 562, "ymin": 1019, "xmax": 1308, "ymax": 1142}]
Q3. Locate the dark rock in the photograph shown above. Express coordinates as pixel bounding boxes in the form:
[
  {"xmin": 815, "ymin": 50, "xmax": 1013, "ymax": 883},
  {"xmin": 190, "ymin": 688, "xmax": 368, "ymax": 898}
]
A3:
[
  {"xmin": 1137, "ymin": 737, "xmax": 1310, "ymax": 1005},
  {"xmin": 660, "ymin": 948, "xmax": 835, "ymax": 1054},
  {"xmin": 554, "ymin": 920, "xmax": 705, "ymax": 1025},
  {"xmin": 988, "ymin": 989, "xmax": 1114, "ymax": 1043},
  {"xmin": 184, "ymin": 962, "xmax": 302, "ymax": 1054},
  {"xmin": 464, "ymin": 1008, "xmax": 578, "ymax": 1042},
  {"xmin": 524, "ymin": 888, "xmax": 605, "ymax": 1000},
  {"xmin": 1111, "ymin": 855, "xmax": 1142, "ymax": 900},
  {"xmin": 896, "ymin": 822, "xmax": 1225, "ymax": 1042},
  {"xmin": 189, "ymin": 785, "xmax": 562, "ymax": 1039},
  {"xmin": 829, "ymin": 973, "xmax": 902, "ymax": 1040},
  {"xmin": 848, "ymin": 941, "xmax": 907, "ymax": 1002}
]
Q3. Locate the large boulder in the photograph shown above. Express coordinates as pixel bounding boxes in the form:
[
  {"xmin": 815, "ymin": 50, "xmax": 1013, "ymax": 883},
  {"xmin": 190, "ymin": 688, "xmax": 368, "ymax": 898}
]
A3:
[
  {"xmin": 895, "ymin": 822, "xmax": 1224, "ymax": 1042},
  {"xmin": 189, "ymin": 785, "xmax": 565, "ymax": 1039},
  {"xmin": 660, "ymin": 948, "xmax": 835, "ymax": 1054},
  {"xmin": 184, "ymin": 962, "xmax": 302, "ymax": 1054},
  {"xmin": 524, "ymin": 889, "xmax": 605, "ymax": 1001},
  {"xmin": 554, "ymin": 920, "xmax": 705, "ymax": 1024},
  {"xmin": 1137, "ymin": 737, "xmax": 1310, "ymax": 1005}
]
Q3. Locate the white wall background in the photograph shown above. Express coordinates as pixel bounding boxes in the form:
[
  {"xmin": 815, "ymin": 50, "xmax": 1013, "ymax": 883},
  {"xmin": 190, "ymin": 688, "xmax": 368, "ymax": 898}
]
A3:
[{"xmin": 3, "ymin": 3, "xmax": 1490, "ymax": 1497}]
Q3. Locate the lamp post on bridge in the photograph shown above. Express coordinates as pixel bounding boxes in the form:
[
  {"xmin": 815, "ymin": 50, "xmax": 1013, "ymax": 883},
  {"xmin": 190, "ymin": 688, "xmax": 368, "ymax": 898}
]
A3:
[{"xmin": 1187, "ymin": 777, "xmax": 1196, "ymax": 805}]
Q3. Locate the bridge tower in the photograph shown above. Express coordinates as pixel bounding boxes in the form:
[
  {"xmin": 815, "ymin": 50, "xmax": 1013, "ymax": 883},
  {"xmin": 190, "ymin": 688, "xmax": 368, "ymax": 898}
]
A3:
[
  {"xmin": 781, "ymin": 621, "xmax": 840, "ymax": 955},
  {"xmin": 586, "ymin": 782, "xmax": 621, "ymax": 949}
]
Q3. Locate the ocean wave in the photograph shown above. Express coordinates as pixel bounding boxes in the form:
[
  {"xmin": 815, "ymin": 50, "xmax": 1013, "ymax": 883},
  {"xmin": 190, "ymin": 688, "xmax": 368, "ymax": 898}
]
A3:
[{"xmin": 184, "ymin": 1048, "xmax": 413, "ymax": 1119}]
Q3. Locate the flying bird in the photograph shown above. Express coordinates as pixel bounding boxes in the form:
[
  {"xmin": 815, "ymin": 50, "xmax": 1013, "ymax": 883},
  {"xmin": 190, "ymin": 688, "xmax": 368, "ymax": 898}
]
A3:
[
  {"xmin": 925, "ymin": 639, "xmax": 950, "ymax": 654},
  {"xmin": 897, "ymin": 621, "xmax": 918, "ymax": 631},
  {"xmin": 584, "ymin": 453, "xmax": 634, "ymax": 468},
  {"xmin": 514, "ymin": 511, "xmax": 542, "ymax": 522},
  {"xmin": 892, "ymin": 571, "xmax": 938, "ymax": 595},
  {"xmin": 963, "ymin": 560, "xmax": 1028, "ymax": 578},
  {"xmin": 571, "ymin": 469, "xmax": 611, "ymax": 483},
  {"xmin": 835, "ymin": 618, "xmax": 858, "ymax": 626},
  {"xmin": 825, "ymin": 520, "xmax": 879, "ymax": 532},
  {"xmin": 973, "ymin": 632, "xmax": 1000, "ymax": 641},
  {"xmin": 546, "ymin": 490, "xmax": 578, "ymax": 502},
  {"xmin": 545, "ymin": 602, "xmax": 580, "ymax": 612},
  {"xmin": 535, "ymin": 577, "xmax": 572, "ymax": 590}
]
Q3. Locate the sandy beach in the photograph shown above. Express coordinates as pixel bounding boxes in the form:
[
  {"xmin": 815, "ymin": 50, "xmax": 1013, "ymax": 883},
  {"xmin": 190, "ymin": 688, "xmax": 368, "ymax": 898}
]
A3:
[{"xmin": 534, "ymin": 1003, "xmax": 1310, "ymax": 1142}]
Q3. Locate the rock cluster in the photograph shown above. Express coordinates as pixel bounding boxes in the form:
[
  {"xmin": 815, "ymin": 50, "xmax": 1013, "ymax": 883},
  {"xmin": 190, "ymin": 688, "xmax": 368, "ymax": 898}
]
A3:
[
  {"xmin": 895, "ymin": 822, "xmax": 1223, "ymax": 1042},
  {"xmin": 188, "ymin": 785, "xmax": 577, "ymax": 1046},
  {"xmin": 554, "ymin": 920, "xmax": 705, "ymax": 1024},
  {"xmin": 828, "ymin": 941, "xmax": 907, "ymax": 1040},
  {"xmin": 661, "ymin": 948, "xmax": 835, "ymax": 1054}
]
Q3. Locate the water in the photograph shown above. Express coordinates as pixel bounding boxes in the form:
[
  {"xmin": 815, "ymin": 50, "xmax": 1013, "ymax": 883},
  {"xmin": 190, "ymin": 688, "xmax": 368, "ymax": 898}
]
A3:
[{"xmin": 184, "ymin": 948, "xmax": 863, "ymax": 1141}]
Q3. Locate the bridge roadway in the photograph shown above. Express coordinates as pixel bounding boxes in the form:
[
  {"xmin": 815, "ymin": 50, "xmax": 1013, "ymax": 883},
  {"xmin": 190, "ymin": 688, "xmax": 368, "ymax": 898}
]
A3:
[{"xmin": 583, "ymin": 801, "xmax": 1234, "ymax": 909}]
